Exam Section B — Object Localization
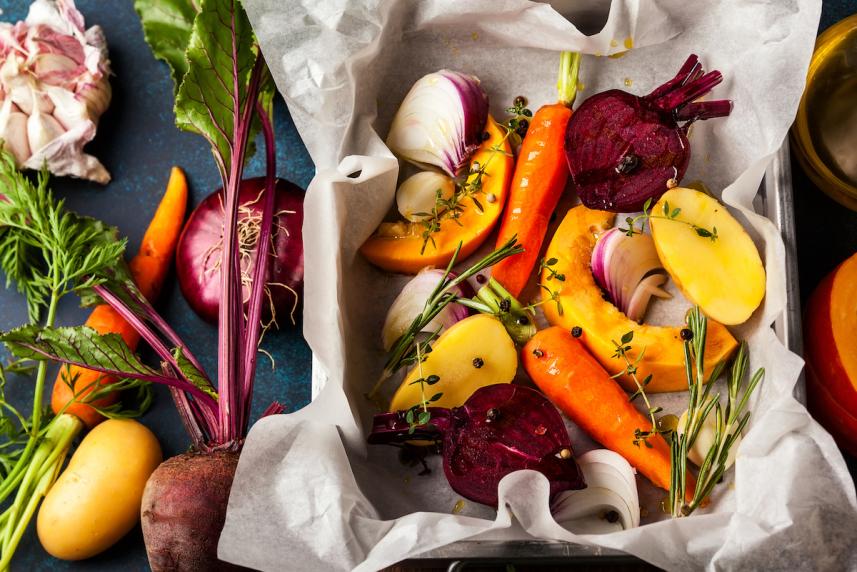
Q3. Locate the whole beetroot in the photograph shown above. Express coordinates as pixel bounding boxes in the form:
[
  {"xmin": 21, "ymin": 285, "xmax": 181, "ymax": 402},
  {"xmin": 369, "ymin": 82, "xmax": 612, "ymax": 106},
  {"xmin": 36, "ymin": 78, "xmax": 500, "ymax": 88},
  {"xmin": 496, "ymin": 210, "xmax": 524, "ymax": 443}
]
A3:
[
  {"xmin": 141, "ymin": 451, "xmax": 247, "ymax": 572},
  {"xmin": 565, "ymin": 54, "xmax": 732, "ymax": 212}
]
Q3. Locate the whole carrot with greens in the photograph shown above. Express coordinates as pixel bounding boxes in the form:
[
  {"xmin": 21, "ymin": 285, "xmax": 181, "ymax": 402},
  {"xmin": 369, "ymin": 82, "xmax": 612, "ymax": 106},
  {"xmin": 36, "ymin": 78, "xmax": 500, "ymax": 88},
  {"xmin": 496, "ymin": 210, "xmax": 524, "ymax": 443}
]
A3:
[
  {"xmin": 51, "ymin": 167, "xmax": 188, "ymax": 429},
  {"xmin": 492, "ymin": 52, "xmax": 581, "ymax": 298},
  {"xmin": 523, "ymin": 326, "xmax": 686, "ymax": 494}
]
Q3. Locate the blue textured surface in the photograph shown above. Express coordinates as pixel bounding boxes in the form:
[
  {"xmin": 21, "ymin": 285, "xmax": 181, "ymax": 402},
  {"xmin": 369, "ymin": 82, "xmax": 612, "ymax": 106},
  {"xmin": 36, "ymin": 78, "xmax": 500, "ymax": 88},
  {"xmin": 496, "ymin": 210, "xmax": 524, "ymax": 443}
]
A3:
[{"xmin": 0, "ymin": 1, "xmax": 314, "ymax": 570}]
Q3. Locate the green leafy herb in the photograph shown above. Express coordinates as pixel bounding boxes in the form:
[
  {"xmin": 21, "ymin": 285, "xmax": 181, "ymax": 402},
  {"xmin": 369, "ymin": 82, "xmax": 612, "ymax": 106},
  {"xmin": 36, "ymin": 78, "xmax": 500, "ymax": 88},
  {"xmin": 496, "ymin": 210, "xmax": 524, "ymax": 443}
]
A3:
[
  {"xmin": 620, "ymin": 197, "xmax": 718, "ymax": 242},
  {"xmin": 133, "ymin": 0, "xmax": 200, "ymax": 93},
  {"xmin": 611, "ymin": 331, "xmax": 660, "ymax": 448}
]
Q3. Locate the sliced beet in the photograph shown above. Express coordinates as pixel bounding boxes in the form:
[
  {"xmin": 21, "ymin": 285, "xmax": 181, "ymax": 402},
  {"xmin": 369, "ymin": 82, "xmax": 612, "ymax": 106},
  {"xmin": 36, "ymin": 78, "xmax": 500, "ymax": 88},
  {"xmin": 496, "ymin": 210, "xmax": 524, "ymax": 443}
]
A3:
[
  {"xmin": 369, "ymin": 384, "xmax": 585, "ymax": 507},
  {"xmin": 565, "ymin": 54, "xmax": 732, "ymax": 212}
]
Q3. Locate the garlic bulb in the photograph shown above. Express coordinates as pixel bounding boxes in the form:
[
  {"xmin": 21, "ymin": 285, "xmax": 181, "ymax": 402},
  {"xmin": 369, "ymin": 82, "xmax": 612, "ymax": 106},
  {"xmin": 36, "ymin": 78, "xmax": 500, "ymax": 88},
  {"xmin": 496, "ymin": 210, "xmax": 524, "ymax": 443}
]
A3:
[
  {"xmin": 396, "ymin": 171, "xmax": 455, "ymax": 222},
  {"xmin": 0, "ymin": 0, "xmax": 112, "ymax": 183}
]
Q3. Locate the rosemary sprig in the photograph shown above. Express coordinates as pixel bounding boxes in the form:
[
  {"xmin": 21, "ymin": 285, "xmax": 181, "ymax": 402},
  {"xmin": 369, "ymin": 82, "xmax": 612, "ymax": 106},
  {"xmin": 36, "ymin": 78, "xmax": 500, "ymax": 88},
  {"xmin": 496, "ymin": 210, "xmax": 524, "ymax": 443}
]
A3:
[
  {"xmin": 668, "ymin": 307, "xmax": 763, "ymax": 517},
  {"xmin": 611, "ymin": 332, "xmax": 660, "ymax": 447},
  {"xmin": 621, "ymin": 197, "xmax": 718, "ymax": 242},
  {"xmin": 367, "ymin": 237, "xmax": 524, "ymax": 400}
]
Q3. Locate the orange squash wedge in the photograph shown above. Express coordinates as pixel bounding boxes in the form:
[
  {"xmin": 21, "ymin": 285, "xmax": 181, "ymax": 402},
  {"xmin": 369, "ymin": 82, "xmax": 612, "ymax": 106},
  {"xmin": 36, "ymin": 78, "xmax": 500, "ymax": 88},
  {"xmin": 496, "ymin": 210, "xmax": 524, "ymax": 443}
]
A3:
[
  {"xmin": 541, "ymin": 205, "xmax": 739, "ymax": 393},
  {"xmin": 361, "ymin": 116, "xmax": 513, "ymax": 274}
]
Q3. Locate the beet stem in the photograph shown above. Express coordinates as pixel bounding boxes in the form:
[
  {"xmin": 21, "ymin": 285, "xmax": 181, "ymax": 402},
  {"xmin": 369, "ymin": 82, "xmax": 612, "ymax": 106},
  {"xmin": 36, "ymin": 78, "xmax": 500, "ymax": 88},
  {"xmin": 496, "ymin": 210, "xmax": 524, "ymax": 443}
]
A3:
[
  {"xmin": 646, "ymin": 54, "xmax": 700, "ymax": 101},
  {"xmin": 675, "ymin": 100, "xmax": 733, "ymax": 122},
  {"xmin": 240, "ymin": 94, "xmax": 278, "ymax": 434},
  {"xmin": 217, "ymin": 47, "xmax": 267, "ymax": 444},
  {"xmin": 653, "ymin": 69, "xmax": 724, "ymax": 113}
]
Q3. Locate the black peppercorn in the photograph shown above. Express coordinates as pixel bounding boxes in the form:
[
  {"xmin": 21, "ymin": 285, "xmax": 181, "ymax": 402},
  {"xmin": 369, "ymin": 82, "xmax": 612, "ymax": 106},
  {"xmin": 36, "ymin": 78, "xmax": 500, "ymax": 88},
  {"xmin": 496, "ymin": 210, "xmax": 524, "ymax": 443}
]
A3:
[
  {"xmin": 604, "ymin": 510, "xmax": 620, "ymax": 523},
  {"xmin": 518, "ymin": 119, "xmax": 529, "ymax": 131},
  {"xmin": 571, "ymin": 326, "xmax": 583, "ymax": 338},
  {"xmin": 486, "ymin": 408, "xmax": 500, "ymax": 422},
  {"xmin": 680, "ymin": 328, "xmax": 693, "ymax": 341},
  {"xmin": 615, "ymin": 153, "xmax": 639, "ymax": 175},
  {"xmin": 482, "ymin": 131, "xmax": 490, "ymax": 141},
  {"xmin": 516, "ymin": 316, "xmax": 530, "ymax": 326},
  {"xmin": 472, "ymin": 357, "xmax": 484, "ymax": 369},
  {"xmin": 499, "ymin": 299, "xmax": 511, "ymax": 313},
  {"xmin": 514, "ymin": 95, "xmax": 527, "ymax": 107},
  {"xmin": 532, "ymin": 348, "xmax": 544, "ymax": 358}
]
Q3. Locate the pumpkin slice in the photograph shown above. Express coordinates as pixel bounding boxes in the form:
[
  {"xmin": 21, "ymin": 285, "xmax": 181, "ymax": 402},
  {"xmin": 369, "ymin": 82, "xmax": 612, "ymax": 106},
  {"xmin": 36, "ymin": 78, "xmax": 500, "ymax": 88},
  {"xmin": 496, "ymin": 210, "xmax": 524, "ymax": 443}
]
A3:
[
  {"xmin": 361, "ymin": 116, "xmax": 513, "ymax": 274},
  {"xmin": 542, "ymin": 205, "xmax": 738, "ymax": 393}
]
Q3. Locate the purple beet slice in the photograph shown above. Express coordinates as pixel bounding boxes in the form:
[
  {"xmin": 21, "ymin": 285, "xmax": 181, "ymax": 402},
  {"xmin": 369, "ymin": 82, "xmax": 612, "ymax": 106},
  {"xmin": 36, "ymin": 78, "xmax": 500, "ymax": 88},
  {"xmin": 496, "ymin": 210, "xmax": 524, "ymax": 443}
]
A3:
[
  {"xmin": 565, "ymin": 54, "xmax": 732, "ymax": 212},
  {"xmin": 369, "ymin": 384, "xmax": 586, "ymax": 507}
]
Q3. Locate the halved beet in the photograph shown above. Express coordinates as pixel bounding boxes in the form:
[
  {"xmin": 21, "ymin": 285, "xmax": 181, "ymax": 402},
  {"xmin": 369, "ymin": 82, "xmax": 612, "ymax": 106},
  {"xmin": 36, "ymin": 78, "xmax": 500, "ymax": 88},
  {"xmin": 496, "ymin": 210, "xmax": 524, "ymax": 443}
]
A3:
[
  {"xmin": 565, "ymin": 54, "xmax": 732, "ymax": 212},
  {"xmin": 369, "ymin": 384, "xmax": 585, "ymax": 507},
  {"xmin": 176, "ymin": 177, "xmax": 304, "ymax": 324}
]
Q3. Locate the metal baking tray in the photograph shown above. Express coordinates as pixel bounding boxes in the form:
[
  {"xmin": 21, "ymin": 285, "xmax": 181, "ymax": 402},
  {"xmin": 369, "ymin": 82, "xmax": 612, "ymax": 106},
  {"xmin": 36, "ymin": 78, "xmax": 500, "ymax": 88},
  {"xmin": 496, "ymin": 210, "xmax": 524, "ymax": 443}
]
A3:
[{"xmin": 404, "ymin": 141, "xmax": 804, "ymax": 569}]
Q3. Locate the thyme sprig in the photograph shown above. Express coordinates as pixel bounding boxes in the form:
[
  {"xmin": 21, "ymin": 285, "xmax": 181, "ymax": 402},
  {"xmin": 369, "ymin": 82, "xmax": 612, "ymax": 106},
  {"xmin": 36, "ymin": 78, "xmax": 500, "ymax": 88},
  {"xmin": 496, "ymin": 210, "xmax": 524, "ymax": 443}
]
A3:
[
  {"xmin": 417, "ymin": 97, "xmax": 531, "ymax": 254},
  {"xmin": 611, "ymin": 332, "xmax": 660, "ymax": 448},
  {"xmin": 368, "ymin": 238, "xmax": 524, "ymax": 400},
  {"xmin": 404, "ymin": 340, "xmax": 442, "ymax": 434},
  {"xmin": 668, "ymin": 307, "xmax": 763, "ymax": 517},
  {"xmin": 621, "ymin": 197, "xmax": 719, "ymax": 242}
]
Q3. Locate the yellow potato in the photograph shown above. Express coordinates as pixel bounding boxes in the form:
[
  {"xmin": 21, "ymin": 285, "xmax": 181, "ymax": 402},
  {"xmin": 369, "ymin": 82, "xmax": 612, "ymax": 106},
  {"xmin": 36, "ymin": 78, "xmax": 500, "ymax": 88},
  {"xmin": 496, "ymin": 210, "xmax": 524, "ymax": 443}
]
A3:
[
  {"xmin": 650, "ymin": 187, "xmax": 766, "ymax": 325},
  {"xmin": 38, "ymin": 419, "xmax": 162, "ymax": 560},
  {"xmin": 389, "ymin": 314, "xmax": 517, "ymax": 411}
]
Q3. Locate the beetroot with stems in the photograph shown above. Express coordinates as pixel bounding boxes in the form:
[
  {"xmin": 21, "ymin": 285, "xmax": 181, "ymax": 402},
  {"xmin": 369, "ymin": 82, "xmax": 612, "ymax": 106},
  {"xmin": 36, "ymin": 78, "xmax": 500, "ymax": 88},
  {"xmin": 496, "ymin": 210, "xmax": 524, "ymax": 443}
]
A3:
[
  {"xmin": 177, "ymin": 177, "xmax": 304, "ymax": 325},
  {"xmin": 369, "ymin": 384, "xmax": 586, "ymax": 506},
  {"xmin": 565, "ymin": 54, "xmax": 732, "ymax": 212}
]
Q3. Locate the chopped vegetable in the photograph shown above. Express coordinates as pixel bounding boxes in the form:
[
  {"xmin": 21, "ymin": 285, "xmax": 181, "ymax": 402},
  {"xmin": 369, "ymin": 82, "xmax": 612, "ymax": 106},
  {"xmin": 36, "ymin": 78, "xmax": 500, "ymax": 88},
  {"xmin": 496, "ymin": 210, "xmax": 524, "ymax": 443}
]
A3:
[
  {"xmin": 565, "ymin": 54, "xmax": 731, "ymax": 212},
  {"xmin": 590, "ymin": 227, "xmax": 670, "ymax": 322},
  {"xmin": 176, "ymin": 176, "xmax": 304, "ymax": 325},
  {"xmin": 388, "ymin": 314, "xmax": 517, "ymax": 412},
  {"xmin": 361, "ymin": 116, "xmax": 514, "ymax": 274},
  {"xmin": 396, "ymin": 171, "xmax": 456, "ymax": 222},
  {"xmin": 0, "ymin": 0, "xmax": 112, "ymax": 182},
  {"xmin": 386, "ymin": 69, "xmax": 488, "ymax": 177},
  {"xmin": 370, "ymin": 384, "xmax": 586, "ymax": 507},
  {"xmin": 492, "ymin": 52, "xmax": 581, "ymax": 298},
  {"xmin": 650, "ymin": 187, "xmax": 765, "ymax": 325},
  {"xmin": 37, "ymin": 419, "xmax": 162, "ymax": 560},
  {"xmin": 551, "ymin": 449, "xmax": 639, "ymax": 533},
  {"xmin": 523, "ymin": 327, "xmax": 683, "ymax": 494},
  {"xmin": 381, "ymin": 268, "xmax": 471, "ymax": 351}
]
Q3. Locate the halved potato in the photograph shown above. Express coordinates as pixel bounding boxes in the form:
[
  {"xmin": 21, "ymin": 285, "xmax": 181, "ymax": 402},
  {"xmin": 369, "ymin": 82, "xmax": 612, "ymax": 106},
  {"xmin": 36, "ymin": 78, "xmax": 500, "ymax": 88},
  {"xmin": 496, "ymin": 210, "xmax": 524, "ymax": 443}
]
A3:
[
  {"xmin": 650, "ymin": 187, "xmax": 765, "ymax": 325},
  {"xmin": 389, "ymin": 314, "xmax": 517, "ymax": 411}
]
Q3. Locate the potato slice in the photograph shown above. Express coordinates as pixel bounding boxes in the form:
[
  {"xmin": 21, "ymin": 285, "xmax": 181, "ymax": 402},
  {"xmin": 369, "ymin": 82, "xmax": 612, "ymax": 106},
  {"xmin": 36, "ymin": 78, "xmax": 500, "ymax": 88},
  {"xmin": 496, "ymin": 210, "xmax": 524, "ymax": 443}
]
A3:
[
  {"xmin": 650, "ymin": 187, "xmax": 765, "ymax": 325},
  {"xmin": 389, "ymin": 314, "xmax": 517, "ymax": 411}
]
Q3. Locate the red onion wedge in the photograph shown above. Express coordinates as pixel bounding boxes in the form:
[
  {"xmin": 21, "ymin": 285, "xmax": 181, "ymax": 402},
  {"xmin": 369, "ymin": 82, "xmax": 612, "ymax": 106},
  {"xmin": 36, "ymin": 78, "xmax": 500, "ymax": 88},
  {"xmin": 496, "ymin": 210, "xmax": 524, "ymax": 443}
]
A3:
[
  {"xmin": 591, "ymin": 228, "xmax": 670, "ymax": 322},
  {"xmin": 565, "ymin": 54, "xmax": 732, "ymax": 212},
  {"xmin": 386, "ymin": 70, "xmax": 489, "ymax": 177},
  {"xmin": 381, "ymin": 268, "xmax": 472, "ymax": 350},
  {"xmin": 369, "ymin": 384, "xmax": 586, "ymax": 507}
]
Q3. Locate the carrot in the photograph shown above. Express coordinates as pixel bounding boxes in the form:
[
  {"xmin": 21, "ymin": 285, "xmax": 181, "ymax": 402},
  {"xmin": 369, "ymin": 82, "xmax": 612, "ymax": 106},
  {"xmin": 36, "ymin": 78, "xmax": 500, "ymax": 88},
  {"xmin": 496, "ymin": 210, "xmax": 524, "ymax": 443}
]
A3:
[
  {"xmin": 523, "ymin": 326, "xmax": 693, "ymax": 498},
  {"xmin": 51, "ymin": 167, "xmax": 188, "ymax": 429},
  {"xmin": 492, "ymin": 52, "xmax": 581, "ymax": 298}
]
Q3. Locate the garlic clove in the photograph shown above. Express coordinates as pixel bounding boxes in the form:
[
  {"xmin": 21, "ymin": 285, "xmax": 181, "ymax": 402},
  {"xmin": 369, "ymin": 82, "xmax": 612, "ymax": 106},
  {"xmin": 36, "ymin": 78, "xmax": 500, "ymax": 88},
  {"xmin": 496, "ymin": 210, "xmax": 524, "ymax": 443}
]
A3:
[
  {"xmin": 27, "ymin": 109, "xmax": 65, "ymax": 152},
  {"xmin": 0, "ymin": 98, "xmax": 31, "ymax": 165},
  {"xmin": 396, "ymin": 171, "xmax": 455, "ymax": 223},
  {"xmin": 678, "ymin": 409, "xmax": 741, "ymax": 468}
]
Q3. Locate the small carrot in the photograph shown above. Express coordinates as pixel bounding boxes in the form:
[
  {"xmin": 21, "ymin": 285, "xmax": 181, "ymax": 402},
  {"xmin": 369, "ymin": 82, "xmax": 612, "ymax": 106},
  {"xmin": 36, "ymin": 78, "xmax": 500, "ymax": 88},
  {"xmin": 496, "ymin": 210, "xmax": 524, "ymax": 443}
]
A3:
[
  {"xmin": 51, "ymin": 167, "xmax": 188, "ymax": 428},
  {"xmin": 523, "ymin": 326, "xmax": 693, "ymax": 498},
  {"xmin": 492, "ymin": 52, "xmax": 581, "ymax": 298}
]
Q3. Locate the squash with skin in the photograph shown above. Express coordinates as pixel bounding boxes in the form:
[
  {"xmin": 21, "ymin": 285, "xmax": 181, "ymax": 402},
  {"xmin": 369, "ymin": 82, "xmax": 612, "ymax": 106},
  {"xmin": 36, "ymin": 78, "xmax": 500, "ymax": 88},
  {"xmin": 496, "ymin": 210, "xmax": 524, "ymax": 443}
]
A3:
[
  {"xmin": 389, "ymin": 314, "xmax": 517, "ymax": 411},
  {"xmin": 805, "ymin": 252, "xmax": 857, "ymax": 456},
  {"xmin": 361, "ymin": 116, "xmax": 513, "ymax": 274},
  {"xmin": 542, "ymin": 205, "xmax": 738, "ymax": 393}
]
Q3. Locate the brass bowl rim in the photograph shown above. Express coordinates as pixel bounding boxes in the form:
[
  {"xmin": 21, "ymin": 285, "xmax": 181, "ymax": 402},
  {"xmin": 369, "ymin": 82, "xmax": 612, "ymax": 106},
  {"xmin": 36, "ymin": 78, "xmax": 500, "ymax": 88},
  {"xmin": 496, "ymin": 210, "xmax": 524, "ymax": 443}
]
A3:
[{"xmin": 792, "ymin": 13, "xmax": 857, "ymax": 209}]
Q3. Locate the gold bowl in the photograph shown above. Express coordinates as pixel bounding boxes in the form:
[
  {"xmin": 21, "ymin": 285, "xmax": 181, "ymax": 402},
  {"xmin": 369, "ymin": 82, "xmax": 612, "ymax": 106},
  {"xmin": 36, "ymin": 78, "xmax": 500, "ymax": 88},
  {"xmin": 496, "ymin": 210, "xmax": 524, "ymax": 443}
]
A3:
[{"xmin": 792, "ymin": 14, "xmax": 857, "ymax": 210}]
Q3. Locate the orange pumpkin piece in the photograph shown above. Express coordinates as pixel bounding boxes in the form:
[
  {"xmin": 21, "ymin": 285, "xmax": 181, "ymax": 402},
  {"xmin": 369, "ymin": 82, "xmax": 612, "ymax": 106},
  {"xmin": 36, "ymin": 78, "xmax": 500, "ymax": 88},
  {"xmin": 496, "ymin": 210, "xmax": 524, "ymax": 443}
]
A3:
[
  {"xmin": 541, "ymin": 205, "xmax": 738, "ymax": 393},
  {"xmin": 360, "ymin": 116, "xmax": 513, "ymax": 274}
]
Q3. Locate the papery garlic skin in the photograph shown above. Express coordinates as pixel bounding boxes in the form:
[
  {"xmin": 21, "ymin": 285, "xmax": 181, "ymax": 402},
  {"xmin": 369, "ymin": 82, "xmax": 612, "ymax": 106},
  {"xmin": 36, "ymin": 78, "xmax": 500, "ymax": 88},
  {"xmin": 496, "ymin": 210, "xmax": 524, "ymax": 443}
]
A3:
[{"xmin": 0, "ymin": 0, "xmax": 111, "ymax": 183}]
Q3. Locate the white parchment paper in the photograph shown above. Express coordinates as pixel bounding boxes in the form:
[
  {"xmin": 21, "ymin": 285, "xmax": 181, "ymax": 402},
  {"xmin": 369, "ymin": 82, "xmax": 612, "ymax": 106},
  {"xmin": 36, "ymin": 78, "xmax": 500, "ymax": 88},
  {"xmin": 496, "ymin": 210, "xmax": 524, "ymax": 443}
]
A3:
[{"xmin": 220, "ymin": 1, "xmax": 857, "ymax": 570}]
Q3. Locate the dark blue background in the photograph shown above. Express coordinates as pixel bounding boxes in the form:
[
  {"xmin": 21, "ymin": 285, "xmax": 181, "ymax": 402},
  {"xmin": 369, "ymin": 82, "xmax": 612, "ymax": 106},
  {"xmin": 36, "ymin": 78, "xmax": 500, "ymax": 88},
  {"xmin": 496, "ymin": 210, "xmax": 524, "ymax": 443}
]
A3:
[
  {"xmin": 1, "ymin": 1, "xmax": 314, "ymax": 570},
  {"xmin": 1, "ymin": 0, "xmax": 856, "ymax": 570}
]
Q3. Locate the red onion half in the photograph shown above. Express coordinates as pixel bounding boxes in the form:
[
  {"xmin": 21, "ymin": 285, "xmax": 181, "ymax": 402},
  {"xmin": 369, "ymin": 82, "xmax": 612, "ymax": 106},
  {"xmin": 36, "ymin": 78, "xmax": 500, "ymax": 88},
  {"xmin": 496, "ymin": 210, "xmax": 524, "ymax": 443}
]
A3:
[
  {"xmin": 176, "ymin": 177, "xmax": 304, "ymax": 325},
  {"xmin": 591, "ymin": 228, "xmax": 670, "ymax": 322},
  {"xmin": 386, "ymin": 69, "xmax": 489, "ymax": 177}
]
